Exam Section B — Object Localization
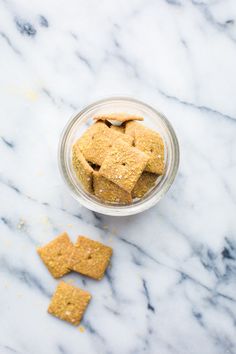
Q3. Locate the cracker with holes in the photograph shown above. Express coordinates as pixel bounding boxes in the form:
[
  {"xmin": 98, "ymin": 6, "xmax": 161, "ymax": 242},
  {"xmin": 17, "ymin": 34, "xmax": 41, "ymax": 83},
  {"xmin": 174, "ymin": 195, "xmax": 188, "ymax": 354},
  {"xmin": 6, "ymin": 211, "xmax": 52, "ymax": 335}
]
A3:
[
  {"xmin": 99, "ymin": 139, "xmax": 149, "ymax": 193},
  {"xmin": 93, "ymin": 171, "xmax": 132, "ymax": 204},
  {"xmin": 132, "ymin": 172, "xmax": 158, "ymax": 198},
  {"xmin": 70, "ymin": 236, "xmax": 112, "ymax": 280},
  {"xmin": 77, "ymin": 121, "xmax": 133, "ymax": 166},
  {"xmin": 48, "ymin": 281, "xmax": 91, "ymax": 325},
  {"xmin": 126, "ymin": 121, "xmax": 165, "ymax": 175},
  {"xmin": 93, "ymin": 113, "xmax": 144, "ymax": 122},
  {"xmin": 72, "ymin": 144, "xmax": 94, "ymax": 193},
  {"xmin": 37, "ymin": 233, "xmax": 75, "ymax": 278}
]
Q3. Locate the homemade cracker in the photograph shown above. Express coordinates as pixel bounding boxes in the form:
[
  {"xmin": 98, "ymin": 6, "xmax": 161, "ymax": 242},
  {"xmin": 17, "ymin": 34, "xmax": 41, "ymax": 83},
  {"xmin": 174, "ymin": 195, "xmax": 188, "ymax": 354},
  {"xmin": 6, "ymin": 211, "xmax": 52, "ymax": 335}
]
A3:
[
  {"xmin": 77, "ymin": 121, "xmax": 133, "ymax": 166},
  {"xmin": 48, "ymin": 281, "xmax": 91, "ymax": 325},
  {"xmin": 126, "ymin": 121, "xmax": 164, "ymax": 174},
  {"xmin": 99, "ymin": 139, "xmax": 149, "ymax": 193},
  {"xmin": 70, "ymin": 236, "xmax": 112, "ymax": 280},
  {"xmin": 132, "ymin": 172, "xmax": 158, "ymax": 198},
  {"xmin": 110, "ymin": 124, "xmax": 125, "ymax": 134},
  {"xmin": 93, "ymin": 171, "xmax": 132, "ymax": 204},
  {"xmin": 37, "ymin": 233, "xmax": 74, "ymax": 278},
  {"xmin": 125, "ymin": 120, "xmax": 138, "ymax": 137},
  {"xmin": 72, "ymin": 144, "xmax": 93, "ymax": 193},
  {"xmin": 93, "ymin": 113, "xmax": 144, "ymax": 122}
]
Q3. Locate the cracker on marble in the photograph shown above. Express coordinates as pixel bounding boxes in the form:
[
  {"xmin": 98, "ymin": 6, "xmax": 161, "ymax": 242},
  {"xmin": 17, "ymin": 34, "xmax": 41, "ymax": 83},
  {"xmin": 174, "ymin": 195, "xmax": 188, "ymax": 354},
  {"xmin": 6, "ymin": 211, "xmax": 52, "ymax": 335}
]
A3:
[
  {"xmin": 99, "ymin": 139, "xmax": 149, "ymax": 193},
  {"xmin": 93, "ymin": 171, "xmax": 132, "ymax": 204},
  {"xmin": 77, "ymin": 121, "xmax": 133, "ymax": 166},
  {"xmin": 70, "ymin": 236, "xmax": 112, "ymax": 280},
  {"xmin": 132, "ymin": 172, "xmax": 158, "ymax": 198},
  {"xmin": 93, "ymin": 113, "xmax": 144, "ymax": 122},
  {"xmin": 72, "ymin": 144, "xmax": 94, "ymax": 193},
  {"xmin": 37, "ymin": 232, "xmax": 74, "ymax": 278},
  {"xmin": 126, "ymin": 121, "xmax": 165, "ymax": 175},
  {"xmin": 48, "ymin": 281, "xmax": 91, "ymax": 326}
]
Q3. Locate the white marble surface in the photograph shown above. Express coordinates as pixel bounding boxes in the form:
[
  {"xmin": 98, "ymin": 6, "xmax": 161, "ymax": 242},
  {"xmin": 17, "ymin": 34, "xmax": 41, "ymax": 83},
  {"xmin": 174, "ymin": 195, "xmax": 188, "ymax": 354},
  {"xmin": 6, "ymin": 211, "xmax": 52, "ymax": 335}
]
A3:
[{"xmin": 0, "ymin": 0, "xmax": 236, "ymax": 353}]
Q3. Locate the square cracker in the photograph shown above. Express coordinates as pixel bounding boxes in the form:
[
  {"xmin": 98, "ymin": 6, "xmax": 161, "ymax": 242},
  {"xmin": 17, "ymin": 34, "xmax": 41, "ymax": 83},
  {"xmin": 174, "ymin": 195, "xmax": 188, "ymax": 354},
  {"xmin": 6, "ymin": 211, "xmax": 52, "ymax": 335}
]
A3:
[
  {"xmin": 126, "ymin": 121, "xmax": 165, "ymax": 175},
  {"xmin": 70, "ymin": 236, "xmax": 112, "ymax": 280},
  {"xmin": 99, "ymin": 139, "xmax": 149, "ymax": 193},
  {"xmin": 110, "ymin": 124, "xmax": 125, "ymax": 134},
  {"xmin": 48, "ymin": 281, "xmax": 91, "ymax": 325},
  {"xmin": 93, "ymin": 171, "xmax": 132, "ymax": 204},
  {"xmin": 93, "ymin": 113, "xmax": 144, "ymax": 122},
  {"xmin": 37, "ymin": 233, "xmax": 74, "ymax": 278},
  {"xmin": 132, "ymin": 172, "xmax": 158, "ymax": 198},
  {"xmin": 72, "ymin": 144, "xmax": 93, "ymax": 193},
  {"xmin": 77, "ymin": 121, "xmax": 133, "ymax": 166}
]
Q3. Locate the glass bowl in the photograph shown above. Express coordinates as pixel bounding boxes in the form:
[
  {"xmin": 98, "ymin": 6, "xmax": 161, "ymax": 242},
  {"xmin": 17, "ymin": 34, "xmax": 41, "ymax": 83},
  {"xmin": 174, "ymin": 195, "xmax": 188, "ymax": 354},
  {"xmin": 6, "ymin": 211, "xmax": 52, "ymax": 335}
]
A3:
[{"xmin": 58, "ymin": 97, "xmax": 179, "ymax": 216}]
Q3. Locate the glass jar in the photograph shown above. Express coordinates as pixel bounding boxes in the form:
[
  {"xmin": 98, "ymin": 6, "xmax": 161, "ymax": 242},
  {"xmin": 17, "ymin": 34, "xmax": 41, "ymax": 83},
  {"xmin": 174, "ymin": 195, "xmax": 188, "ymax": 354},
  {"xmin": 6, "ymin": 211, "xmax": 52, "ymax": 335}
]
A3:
[{"xmin": 58, "ymin": 97, "xmax": 179, "ymax": 216}]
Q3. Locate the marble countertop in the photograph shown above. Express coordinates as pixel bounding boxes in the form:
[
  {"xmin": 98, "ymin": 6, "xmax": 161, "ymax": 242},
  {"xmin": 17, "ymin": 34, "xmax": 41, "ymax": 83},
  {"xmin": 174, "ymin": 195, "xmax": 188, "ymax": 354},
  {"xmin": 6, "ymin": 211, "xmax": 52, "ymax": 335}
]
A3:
[{"xmin": 1, "ymin": 0, "xmax": 236, "ymax": 353}]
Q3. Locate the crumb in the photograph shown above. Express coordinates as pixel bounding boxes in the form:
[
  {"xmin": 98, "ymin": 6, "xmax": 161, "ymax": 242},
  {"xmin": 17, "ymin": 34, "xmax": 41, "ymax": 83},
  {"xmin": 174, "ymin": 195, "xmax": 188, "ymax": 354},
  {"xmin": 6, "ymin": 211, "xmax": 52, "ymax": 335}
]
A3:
[
  {"xmin": 78, "ymin": 325, "xmax": 85, "ymax": 333},
  {"xmin": 41, "ymin": 216, "xmax": 50, "ymax": 225},
  {"xmin": 17, "ymin": 219, "xmax": 25, "ymax": 230},
  {"xmin": 111, "ymin": 227, "xmax": 117, "ymax": 235}
]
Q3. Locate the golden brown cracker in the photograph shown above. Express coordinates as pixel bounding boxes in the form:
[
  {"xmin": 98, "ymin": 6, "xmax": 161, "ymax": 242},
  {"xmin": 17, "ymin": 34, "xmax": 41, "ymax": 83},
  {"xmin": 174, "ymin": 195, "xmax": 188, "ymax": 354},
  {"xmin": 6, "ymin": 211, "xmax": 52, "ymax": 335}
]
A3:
[
  {"xmin": 126, "ymin": 122, "xmax": 164, "ymax": 174},
  {"xmin": 99, "ymin": 139, "xmax": 149, "ymax": 193},
  {"xmin": 77, "ymin": 121, "xmax": 133, "ymax": 166},
  {"xmin": 72, "ymin": 144, "xmax": 94, "ymax": 193},
  {"xmin": 70, "ymin": 236, "xmax": 112, "ymax": 280},
  {"xmin": 37, "ymin": 233, "xmax": 74, "ymax": 278},
  {"xmin": 110, "ymin": 124, "xmax": 125, "ymax": 134},
  {"xmin": 132, "ymin": 172, "xmax": 158, "ymax": 198},
  {"xmin": 93, "ymin": 171, "xmax": 132, "ymax": 204},
  {"xmin": 48, "ymin": 281, "xmax": 91, "ymax": 325},
  {"xmin": 93, "ymin": 113, "xmax": 144, "ymax": 122}
]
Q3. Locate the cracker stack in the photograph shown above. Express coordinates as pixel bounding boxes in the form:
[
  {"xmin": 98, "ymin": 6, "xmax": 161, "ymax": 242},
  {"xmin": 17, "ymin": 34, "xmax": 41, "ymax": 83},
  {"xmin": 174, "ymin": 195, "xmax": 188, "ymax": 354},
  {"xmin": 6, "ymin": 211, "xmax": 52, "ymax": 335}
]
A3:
[{"xmin": 72, "ymin": 114, "xmax": 165, "ymax": 204}]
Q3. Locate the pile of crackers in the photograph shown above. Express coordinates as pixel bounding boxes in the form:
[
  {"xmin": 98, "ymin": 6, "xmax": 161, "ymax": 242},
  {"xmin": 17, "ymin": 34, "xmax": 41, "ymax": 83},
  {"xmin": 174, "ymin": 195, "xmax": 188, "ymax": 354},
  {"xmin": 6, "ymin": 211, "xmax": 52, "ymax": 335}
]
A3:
[
  {"xmin": 72, "ymin": 113, "xmax": 165, "ymax": 204},
  {"xmin": 37, "ymin": 233, "xmax": 112, "ymax": 326}
]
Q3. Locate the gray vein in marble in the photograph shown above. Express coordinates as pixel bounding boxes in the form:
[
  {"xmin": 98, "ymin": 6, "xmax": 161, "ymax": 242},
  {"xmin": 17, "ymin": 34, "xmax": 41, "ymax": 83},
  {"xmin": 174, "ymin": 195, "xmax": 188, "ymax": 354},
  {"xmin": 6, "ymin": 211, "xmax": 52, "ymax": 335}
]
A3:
[
  {"xmin": 1, "ymin": 136, "xmax": 14, "ymax": 149},
  {"xmin": 0, "ymin": 31, "xmax": 21, "ymax": 55},
  {"xmin": 0, "ymin": 255, "xmax": 51, "ymax": 298},
  {"xmin": 104, "ymin": 268, "xmax": 116, "ymax": 298},
  {"xmin": 0, "ymin": 344, "xmax": 22, "ymax": 354},
  {"xmin": 82, "ymin": 319, "xmax": 106, "ymax": 345},
  {"xmin": 75, "ymin": 51, "xmax": 93, "ymax": 72},
  {"xmin": 142, "ymin": 279, "xmax": 155, "ymax": 313},
  {"xmin": 191, "ymin": 0, "xmax": 236, "ymax": 43},
  {"xmin": 121, "ymin": 237, "xmax": 236, "ymax": 303},
  {"xmin": 166, "ymin": 0, "xmax": 182, "ymax": 5},
  {"xmin": 15, "ymin": 18, "xmax": 36, "ymax": 37},
  {"xmin": 157, "ymin": 88, "xmax": 236, "ymax": 122},
  {"xmin": 1, "ymin": 216, "xmax": 13, "ymax": 229},
  {"xmin": 38, "ymin": 15, "xmax": 48, "ymax": 28},
  {"xmin": 42, "ymin": 88, "xmax": 77, "ymax": 111}
]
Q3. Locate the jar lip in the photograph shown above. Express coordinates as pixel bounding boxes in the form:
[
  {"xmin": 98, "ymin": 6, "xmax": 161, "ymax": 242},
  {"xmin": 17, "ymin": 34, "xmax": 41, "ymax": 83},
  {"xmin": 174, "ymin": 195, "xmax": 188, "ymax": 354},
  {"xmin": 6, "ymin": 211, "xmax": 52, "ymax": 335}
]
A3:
[{"xmin": 58, "ymin": 97, "xmax": 180, "ymax": 216}]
